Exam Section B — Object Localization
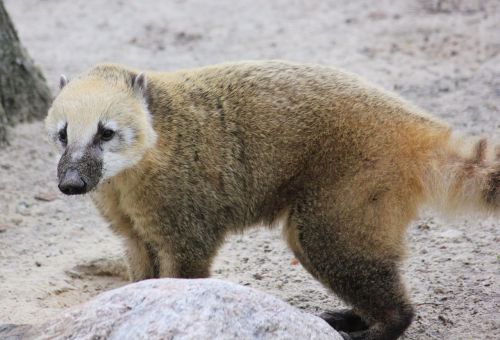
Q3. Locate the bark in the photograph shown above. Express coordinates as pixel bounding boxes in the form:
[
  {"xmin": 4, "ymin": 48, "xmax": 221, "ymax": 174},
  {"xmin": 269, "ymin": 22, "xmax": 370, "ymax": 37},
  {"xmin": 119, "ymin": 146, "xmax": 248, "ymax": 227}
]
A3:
[
  {"xmin": 0, "ymin": 0, "xmax": 52, "ymax": 145},
  {"xmin": 0, "ymin": 104, "xmax": 6, "ymax": 144}
]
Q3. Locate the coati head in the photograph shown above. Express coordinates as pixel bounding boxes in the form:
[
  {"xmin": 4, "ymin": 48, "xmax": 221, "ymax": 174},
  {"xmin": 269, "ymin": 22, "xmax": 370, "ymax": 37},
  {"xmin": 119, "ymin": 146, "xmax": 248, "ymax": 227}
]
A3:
[{"xmin": 45, "ymin": 64, "xmax": 157, "ymax": 195}]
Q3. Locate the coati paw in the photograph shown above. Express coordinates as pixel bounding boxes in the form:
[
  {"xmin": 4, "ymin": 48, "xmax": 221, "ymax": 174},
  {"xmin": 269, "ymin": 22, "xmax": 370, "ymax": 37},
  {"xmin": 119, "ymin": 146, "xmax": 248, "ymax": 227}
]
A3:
[{"xmin": 319, "ymin": 309, "xmax": 369, "ymax": 333}]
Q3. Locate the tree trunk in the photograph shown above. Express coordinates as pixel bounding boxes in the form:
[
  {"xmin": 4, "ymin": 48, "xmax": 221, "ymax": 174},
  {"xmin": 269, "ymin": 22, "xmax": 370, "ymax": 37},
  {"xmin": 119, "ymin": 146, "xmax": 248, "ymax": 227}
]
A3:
[
  {"xmin": 0, "ymin": 104, "xmax": 7, "ymax": 144},
  {"xmin": 0, "ymin": 0, "xmax": 52, "ymax": 145}
]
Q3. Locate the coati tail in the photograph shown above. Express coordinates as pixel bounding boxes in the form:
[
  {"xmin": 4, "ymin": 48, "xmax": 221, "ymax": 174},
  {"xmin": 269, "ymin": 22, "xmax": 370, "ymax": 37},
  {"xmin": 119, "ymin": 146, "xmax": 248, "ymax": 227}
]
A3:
[{"xmin": 424, "ymin": 134, "xmax": 500, "ymax": 216}]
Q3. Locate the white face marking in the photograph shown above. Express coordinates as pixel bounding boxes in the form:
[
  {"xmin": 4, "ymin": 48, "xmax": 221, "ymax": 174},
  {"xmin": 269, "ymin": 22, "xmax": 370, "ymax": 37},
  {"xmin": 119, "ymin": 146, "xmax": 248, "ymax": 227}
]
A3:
[
  {"xmin": 103, "ymin": 120, "xmax": 118, "ymax": 131},
  {"xmin": 101, "ymin": 151, "xmax": 142, "ymax": 180},
  {"xmin": 98, "ymin": 121, "xmax": 140, "ymax": 179},
  {"xmin": 56, "ymin": 120, "xmax": 66, "ymax": 132},
  {"xmin": 51, "ymin": 120, "xmax": 67, "ymax": 152}
]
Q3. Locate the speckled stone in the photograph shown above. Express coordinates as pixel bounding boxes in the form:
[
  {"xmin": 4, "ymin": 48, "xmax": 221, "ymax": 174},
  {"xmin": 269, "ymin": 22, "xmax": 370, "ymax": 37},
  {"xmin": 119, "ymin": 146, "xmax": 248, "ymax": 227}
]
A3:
[{"xmin": 5, "ymin": 278, "xmax": 341, "ymax": 340}]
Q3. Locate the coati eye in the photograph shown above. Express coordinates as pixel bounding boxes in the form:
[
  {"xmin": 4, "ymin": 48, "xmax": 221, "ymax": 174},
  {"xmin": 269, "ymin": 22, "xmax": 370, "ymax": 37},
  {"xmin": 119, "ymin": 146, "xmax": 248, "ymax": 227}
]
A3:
[
  {"xmin": 58, "ymin": 125, "xmax": 68, "ymax": 146},
  {"xmin": 101, "ymin": 129, "xmax": 115, "ymax": 141}
]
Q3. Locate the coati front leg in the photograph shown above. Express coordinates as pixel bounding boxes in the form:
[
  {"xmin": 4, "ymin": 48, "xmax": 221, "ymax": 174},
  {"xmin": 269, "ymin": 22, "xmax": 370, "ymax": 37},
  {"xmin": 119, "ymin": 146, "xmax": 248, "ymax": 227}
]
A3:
[
  {"xmin": 123, "ymin": 232, "xmax": 159, "ymax": 281},
  {"xmin": 108, "ymin": 216, "xmax": 158, "ymax": 281},
  {"xmin": 137, "ymin": 218, "xmax": 225, "ymax": 279},
  {"xmin": 92, "ymin": 191, "xmax": 158, "ymax": 281}
]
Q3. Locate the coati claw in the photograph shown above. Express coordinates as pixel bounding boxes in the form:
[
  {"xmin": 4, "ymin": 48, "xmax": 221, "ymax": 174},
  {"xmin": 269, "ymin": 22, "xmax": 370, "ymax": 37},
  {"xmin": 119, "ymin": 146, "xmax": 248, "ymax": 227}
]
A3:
[{"xmin": 339, "ymin": 331, "xmax": 351, "ymax": 340}]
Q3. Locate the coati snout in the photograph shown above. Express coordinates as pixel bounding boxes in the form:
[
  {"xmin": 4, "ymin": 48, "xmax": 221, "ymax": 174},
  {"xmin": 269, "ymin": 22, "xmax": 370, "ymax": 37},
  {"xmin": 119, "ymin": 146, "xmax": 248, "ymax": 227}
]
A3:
[
  {"xmin": 57, "ymin": 143, "xmax": 103, "ymax": 195},
  {"xmin": 58, "ymin": 169, "xmax": 87, "ymax": 195}
]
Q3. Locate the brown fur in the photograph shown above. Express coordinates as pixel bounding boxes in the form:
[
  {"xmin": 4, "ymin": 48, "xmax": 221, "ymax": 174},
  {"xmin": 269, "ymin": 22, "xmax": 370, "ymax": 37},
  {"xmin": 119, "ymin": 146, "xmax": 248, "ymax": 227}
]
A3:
[{"xmin": 46, "ymin": 61, "xmax": 500, "ymax": 340}]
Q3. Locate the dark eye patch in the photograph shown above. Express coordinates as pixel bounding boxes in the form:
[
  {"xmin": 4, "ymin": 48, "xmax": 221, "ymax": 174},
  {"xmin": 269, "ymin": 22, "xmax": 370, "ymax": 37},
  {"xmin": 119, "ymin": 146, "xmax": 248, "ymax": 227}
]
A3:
[
  {"xmin": 58, "ymin": 123, "xmax": 68, "ymax": 146},
  {"xmin": 95, "ymin": 122, "xmax": 116, "ymax": 144}
]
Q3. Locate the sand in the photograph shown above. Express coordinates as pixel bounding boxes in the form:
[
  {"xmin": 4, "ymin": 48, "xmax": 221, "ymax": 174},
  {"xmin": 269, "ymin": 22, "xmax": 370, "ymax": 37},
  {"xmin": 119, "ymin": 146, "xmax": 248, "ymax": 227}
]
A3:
[{"xmin": 0, "ymin": 0, "xmax": 498, "ymax": 339}]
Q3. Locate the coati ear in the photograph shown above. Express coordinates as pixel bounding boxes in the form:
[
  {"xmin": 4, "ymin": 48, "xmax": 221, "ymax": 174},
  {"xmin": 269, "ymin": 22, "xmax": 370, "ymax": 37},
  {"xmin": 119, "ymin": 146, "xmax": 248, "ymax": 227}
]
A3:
[
  {"xmin": 131, "ymin": 72, "xmax": 147, "ymax": 97},
  {"xmin": 59, "ymin": 75, "xmax": 69, "ymax": 89}
]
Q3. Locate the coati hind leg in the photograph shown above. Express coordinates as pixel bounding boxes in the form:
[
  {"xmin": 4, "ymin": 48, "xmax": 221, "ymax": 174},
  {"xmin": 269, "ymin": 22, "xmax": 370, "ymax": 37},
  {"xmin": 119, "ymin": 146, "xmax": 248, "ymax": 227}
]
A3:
[
  {"xmin": 284, "ymin": 191, "xmax": 415, "ymax": 340},
  {"xmin": 285, "ymin": 218, "xmax": 369, "ymax": 336}
]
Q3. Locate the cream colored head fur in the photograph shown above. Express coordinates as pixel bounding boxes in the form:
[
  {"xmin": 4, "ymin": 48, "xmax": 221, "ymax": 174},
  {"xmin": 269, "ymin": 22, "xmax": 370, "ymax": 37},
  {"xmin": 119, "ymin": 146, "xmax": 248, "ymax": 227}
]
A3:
[{"xmin": 45, "ymin": 64, "xmax": 157, "ymax": 193}]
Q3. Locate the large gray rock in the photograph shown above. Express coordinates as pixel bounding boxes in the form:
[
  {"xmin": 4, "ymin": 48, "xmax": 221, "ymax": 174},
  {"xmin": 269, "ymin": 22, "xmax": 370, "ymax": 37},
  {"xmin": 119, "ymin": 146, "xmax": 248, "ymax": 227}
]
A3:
[{"xmin": 3, "ymin": 278, "xmax": 341, "ymax": 340}]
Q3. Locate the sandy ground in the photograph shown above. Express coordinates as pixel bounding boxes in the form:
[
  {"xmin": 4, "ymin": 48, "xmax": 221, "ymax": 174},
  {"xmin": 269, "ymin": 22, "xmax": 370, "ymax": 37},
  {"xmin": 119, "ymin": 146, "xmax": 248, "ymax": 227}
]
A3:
[{"xmin": 0, "ymin": 0, "xmax": 499, "ymax": 339}]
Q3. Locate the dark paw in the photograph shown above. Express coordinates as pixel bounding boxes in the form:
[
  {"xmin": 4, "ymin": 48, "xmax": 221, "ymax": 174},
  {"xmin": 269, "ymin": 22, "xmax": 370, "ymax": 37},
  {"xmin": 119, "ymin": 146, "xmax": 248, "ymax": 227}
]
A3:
[{"xmin": 319, "ymin": 309, "xmax": 369, "ymax": 333}]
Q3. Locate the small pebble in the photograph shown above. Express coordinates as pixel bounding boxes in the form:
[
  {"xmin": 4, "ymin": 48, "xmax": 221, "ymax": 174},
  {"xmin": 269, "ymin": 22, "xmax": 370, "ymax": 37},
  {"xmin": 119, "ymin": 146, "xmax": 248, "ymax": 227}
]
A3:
[
  {"xmin": 252, "ymin": 273, "xmax": 263, "ymax": 280},
  {"xmin": 34, "ymin": 192, "xmax": 58, "ymax": 202}
]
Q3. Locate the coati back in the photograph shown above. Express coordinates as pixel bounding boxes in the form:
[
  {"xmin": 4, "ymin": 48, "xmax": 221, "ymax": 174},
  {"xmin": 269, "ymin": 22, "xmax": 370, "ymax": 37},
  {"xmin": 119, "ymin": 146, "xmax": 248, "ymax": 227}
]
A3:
[{"xmin": 45, "ymin": 61, "xmax": 500, "ymax": 340}]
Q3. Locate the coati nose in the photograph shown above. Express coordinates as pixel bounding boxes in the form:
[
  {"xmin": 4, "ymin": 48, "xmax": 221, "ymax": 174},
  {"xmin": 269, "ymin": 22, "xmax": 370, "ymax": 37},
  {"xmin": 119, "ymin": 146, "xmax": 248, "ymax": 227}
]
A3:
[{"xmin": 58, "ymin": 169, "xmax": 87, "ymax": 195}]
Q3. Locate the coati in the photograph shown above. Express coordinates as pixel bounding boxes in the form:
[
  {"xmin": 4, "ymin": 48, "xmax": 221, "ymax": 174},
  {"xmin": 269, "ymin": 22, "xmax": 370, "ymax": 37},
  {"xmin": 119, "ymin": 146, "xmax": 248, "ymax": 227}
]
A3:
[{"xmin": 45, "ymin": 61, "xmax": 500, "ymax": 340}]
